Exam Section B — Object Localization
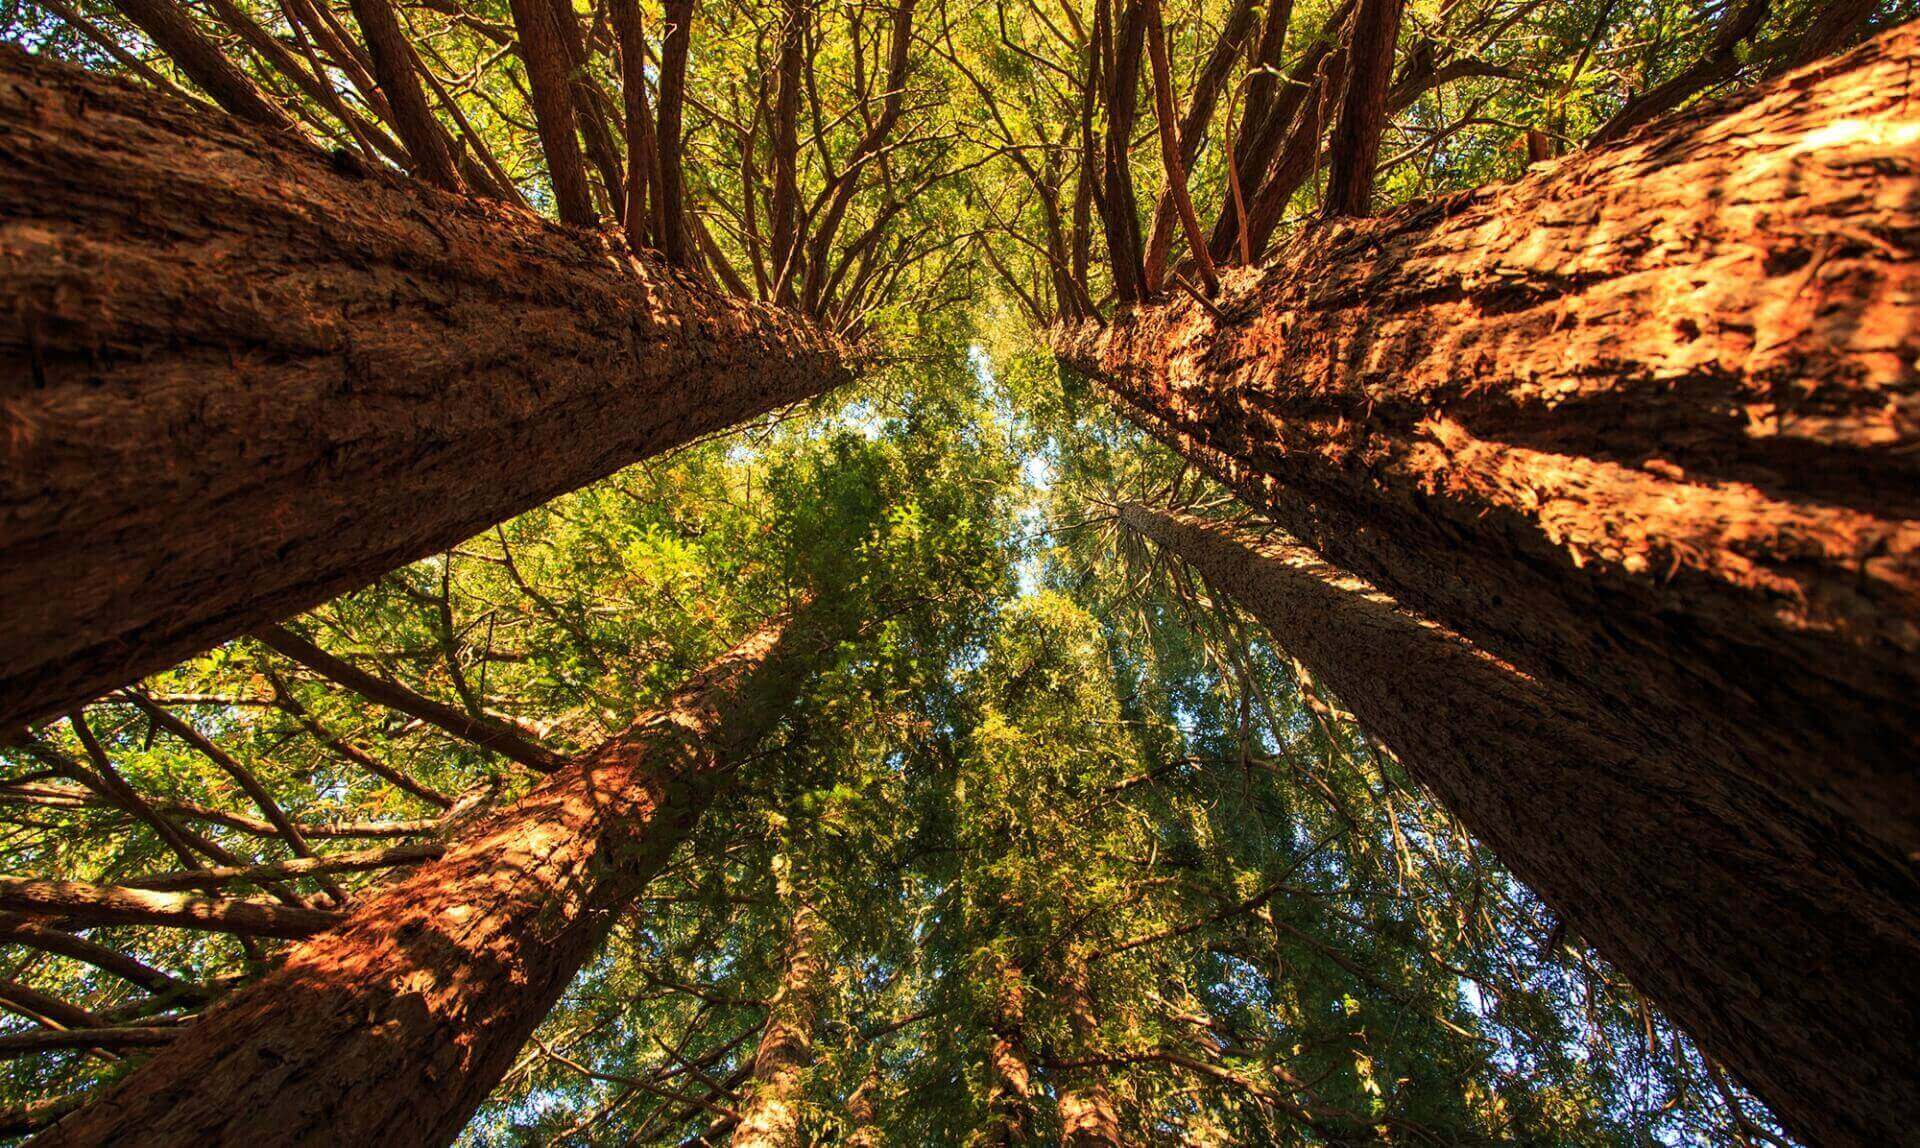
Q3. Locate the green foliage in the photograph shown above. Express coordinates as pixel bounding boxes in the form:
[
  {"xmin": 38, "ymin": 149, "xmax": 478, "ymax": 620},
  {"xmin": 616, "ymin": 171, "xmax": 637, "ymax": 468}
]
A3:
[{"xmin": 0, "ymin": 0, "xmax": 1844, "ymax": 1140}]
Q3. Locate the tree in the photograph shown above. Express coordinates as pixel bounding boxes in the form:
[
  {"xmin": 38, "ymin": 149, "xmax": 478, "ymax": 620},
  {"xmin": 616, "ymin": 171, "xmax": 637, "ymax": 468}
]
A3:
[
  {"xmin": 729, "ymin": 846, "xmax": 828, "ymax": 1148},
  {"xmin": 1049, "ymin": 25, "xmax": 1918, "ymax": 1144},
  {"xmin": 0, "ymin": 0, "xmax": 1894, "ymax": 1140},
  {"xmin": 1116, "ymin": 499, "xmax": 1919, "ymax": 1146},
  {"xmin": 0, "ymin": 48, "xmax": 852, "ymax": 733},
  {"xmin": 33, "ymin": 603, "xmax": 836, "ymax": 1146}
]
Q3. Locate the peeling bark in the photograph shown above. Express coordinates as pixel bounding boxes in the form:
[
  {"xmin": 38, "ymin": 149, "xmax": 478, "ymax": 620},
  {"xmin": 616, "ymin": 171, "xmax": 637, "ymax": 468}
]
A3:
[
  {"xmin": 1057, "ymin": 38, "xmax": 1919, "ymax": 1141},
  {"xmin": 1121, "ymin": 503, "xmax": 1920, "ymax": 1148},
  {"xmin": 0, "ymin": 49, "xmax": 851, "ymax": 732},
  {"xmin": 34, "ymin": 608, "xmax": 829, "ymax": 1147}
]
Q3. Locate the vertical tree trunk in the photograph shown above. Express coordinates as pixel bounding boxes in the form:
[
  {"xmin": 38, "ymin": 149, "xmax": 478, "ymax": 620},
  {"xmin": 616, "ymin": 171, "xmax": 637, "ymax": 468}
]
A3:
[
  {"xmin": 1118, "ymin": 503, "xmax": 1920, "ymax": 1147},
  {"xmin": 0, "ymin": 50, "xmax": 851, "ymax": 733},
  {"xmin": 1322, "ymin": 0, "xmax": 1401, "ymax": 217},
  {"xmin": 34, "ymin": 607, "xmax": 833, "ymax": 1147},
  {"xmin": 1055, "ymin": 960, "xmax": 1121, "ymax": 1147},
  {"xmin": 844, "ymin": 1063, "xmax": 883, "ymax": 1147},
  {"xmin": 1097, "ymin": 0, "xmax": 1150, "ymax": 302},
  {"xmin": 1061, "ymin": 30, "xmax": 1920, "ymax": 874},
  {"xmin": 730, "ymin": 857, "xmax": 828, "ymax": 1148},
  {"xmin": 503, "ymin": 0, "xmax": 595, "ymax": 223},
  {"xmin": 976, "ymin": 959, "xmax": 1034, "ymax": 1145}
]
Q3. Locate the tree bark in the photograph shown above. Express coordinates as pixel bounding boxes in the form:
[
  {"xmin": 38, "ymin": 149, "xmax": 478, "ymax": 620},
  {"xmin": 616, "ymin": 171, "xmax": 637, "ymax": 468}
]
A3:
[
  {"xmin": 504, "ymin": 0, "xmax": 596, "ymax": 224},
  {"xmin": 1118, "ymin": 503, "xmax": 1920, "ymax": 1148},
  {"xmin": 729, "ymin": 858, "xmax": 827, "ymax": 1148},
  {"xmin": 1061, "ymin": 20, "xmax": 1920, "ymax": 873},
  {"xmin": 0, "ymin": 876, "xmax": 343, "ymax": 939},
  {"xmin": 0, "ymin": 49, "xmax": 851, "ymax": 733},
  {"xmin": 1055, "ymin": 960, "xmax": 1120, "ymax": 1147},
  {"xmin": 108, "ymin": 0, "xmax": 293, "ymax": 131},
  {"xmin": 32, "ymin": 607, "xmax": 831, "ymax": 1147},
  {"xmin": 1057, "ymin": 40, "xmax": 1919, "ymax": 1141},
  {"xmin": 975, "ymin": 959, "xmax": 1034, "ymax": 1146},
  {"xmin": 344, "ymin": 0, "xmax": 463, "ymax": 189},
  {"xmin": 1322, "ymin": 0, "xmax": 1402, "ymax": 216}
]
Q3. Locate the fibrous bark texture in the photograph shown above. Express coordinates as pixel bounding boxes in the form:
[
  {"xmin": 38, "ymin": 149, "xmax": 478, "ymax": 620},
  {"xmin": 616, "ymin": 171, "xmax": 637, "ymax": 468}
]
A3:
[
  {"xmin": 0, "ymin": 48, "xmax": 852, "ymax": 733},
  {"xmin": 977, "ymin": 959, "xmax": 1034, "ymax": 1146},
  {"xmin": 1122, "ymin": 504, "xmax": 1920, "ymax": 1148},
  {"xmin": 1060, "ymin": 33, "xmax": 1919, "ymax": 1141},
  {"xmin": 35, "ymin": 609, "xmax": 826, "ymax": 1147},
  {"xmin": 1061, "ymin": 27, "xmax": 1920, "ymax": 867}
]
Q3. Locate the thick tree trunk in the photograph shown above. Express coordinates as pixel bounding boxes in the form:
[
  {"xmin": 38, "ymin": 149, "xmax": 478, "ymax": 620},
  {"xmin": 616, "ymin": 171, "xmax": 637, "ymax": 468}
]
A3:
[
  {"xmin": 730, "ymin": 860, "xmax": 827, "ymax": 1148},
  {"xmin": 1060, "ymin": 28, "xmax": 1920, "ymax": 873},
  {"xmin": 0, "ymin": 49, "xmax": 851, "ymax": 733},
  {"xmin": 33, "ymin": 608, "xmax": 829, "ymax": 1147},
  {"xmin": 1119, "ymin": 503, "xmax": 1920, "ymax": 1147},
  {"xmin": 1060, "ymin": 36, "xmax": 1920, "ymax": 1141}
]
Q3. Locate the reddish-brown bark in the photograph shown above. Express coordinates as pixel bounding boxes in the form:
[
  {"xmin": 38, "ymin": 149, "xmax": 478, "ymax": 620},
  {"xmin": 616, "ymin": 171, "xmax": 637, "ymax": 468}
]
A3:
[
  {"xmin": 1322, "ymin": 0, "xmax": 1401, "ymax": 216},
  {"xmin": 1056, "ymin": 960, "xmax": 1121, "ymax": 1147},
  {"xmin": 656, "ymin": 0, "xmax": 694, "ymax": 264},
  {"xmin": 35, "ymin": 609, "xmax": 827, "ymax": 1147},
  {"xmin": 1060, "ymin": 19, "xmax": 1916, "ymax": 1071},
  {"xmin": 979, "ymin": 961, "xmax": 1035, "ymax": 1146},
  {"xmin": 1062, "ymin": 31, "xmax": 1920, "ymax": 1142},
  {"xmin": 1121, "ymin": 501, "xmax": 1920, "ymax": 1146},
  {"xmin": 503, "ymin": 0, "xmax": 595, "ymax": 224},
  {"xmin": 0, "ymin": 49, "xmax": 852, "ymax": 733},
  {"xmin": 344, "ymin": 0, "xmax": 463, "ymax": 189},
  {"xmin": 108, "ymin": 0, "xmax": 293, "ymax": 130}
]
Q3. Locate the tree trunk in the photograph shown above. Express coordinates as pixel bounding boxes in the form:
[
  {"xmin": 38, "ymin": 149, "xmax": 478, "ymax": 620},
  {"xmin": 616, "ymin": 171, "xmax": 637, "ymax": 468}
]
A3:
[
  {"xmin": 730, "ymin": 858, "xmax": 827, "ymax": 1148},
  {"xmin": 1055, "ymin": 960, "xmax": 1120, "ymax": 1147},
  {"xmin": 1060, "ymin": 28, "xmax": 1920, "ymax": 875},
  {"xmin": 0, "ymin": 49, "xmax": 851, "ymax": 733},
  {"xmin": 33, "ymin": 607, "xmax": 831, "ymax": 1147},
  {"xmin": 843, "ymin": 1063, "xmax": 883, "ymax": 1147},
  {"xmin": 975, "ymin": 959, "xmax": 1034, "ymax": 1146},
  {"xmin": 1118, "ymin": 503, "xmax": 1920, "ymax": 1147},
  {"xmin": 1058, "ymin": 36, "xmax": 1920, "ymax": 1140}
]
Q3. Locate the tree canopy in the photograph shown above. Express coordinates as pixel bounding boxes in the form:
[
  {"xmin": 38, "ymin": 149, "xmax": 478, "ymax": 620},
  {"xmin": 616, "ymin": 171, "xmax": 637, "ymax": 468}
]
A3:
[{"xmin": 3, "ymin": 0, "xmax": 1912, "ymax": 1141}]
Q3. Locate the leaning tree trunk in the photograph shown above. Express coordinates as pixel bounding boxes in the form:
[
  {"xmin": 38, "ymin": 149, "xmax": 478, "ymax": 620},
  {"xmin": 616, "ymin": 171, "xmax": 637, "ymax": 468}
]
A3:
[
  {"xmin": 1061, "ymin": 27, "xmax": 1920, "ymax": 877},
  {"xmin": 0, "ymin": 48, "xmax": 851, "ymax": 733},
  {"xmin": 730, "ymin": 857, "xmax": 828, "ymax": 1148},
  {"xmin": 1121, "ymin": 503, "xmax": 1920, "ymax": 1147},
  {"xmin": 34, "ymin": 607, "xmax": 831, "ymax": 1147},
  {"xmin": 1058, "ymin": 25, "xmax": 1920, "ymax": 870}
]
